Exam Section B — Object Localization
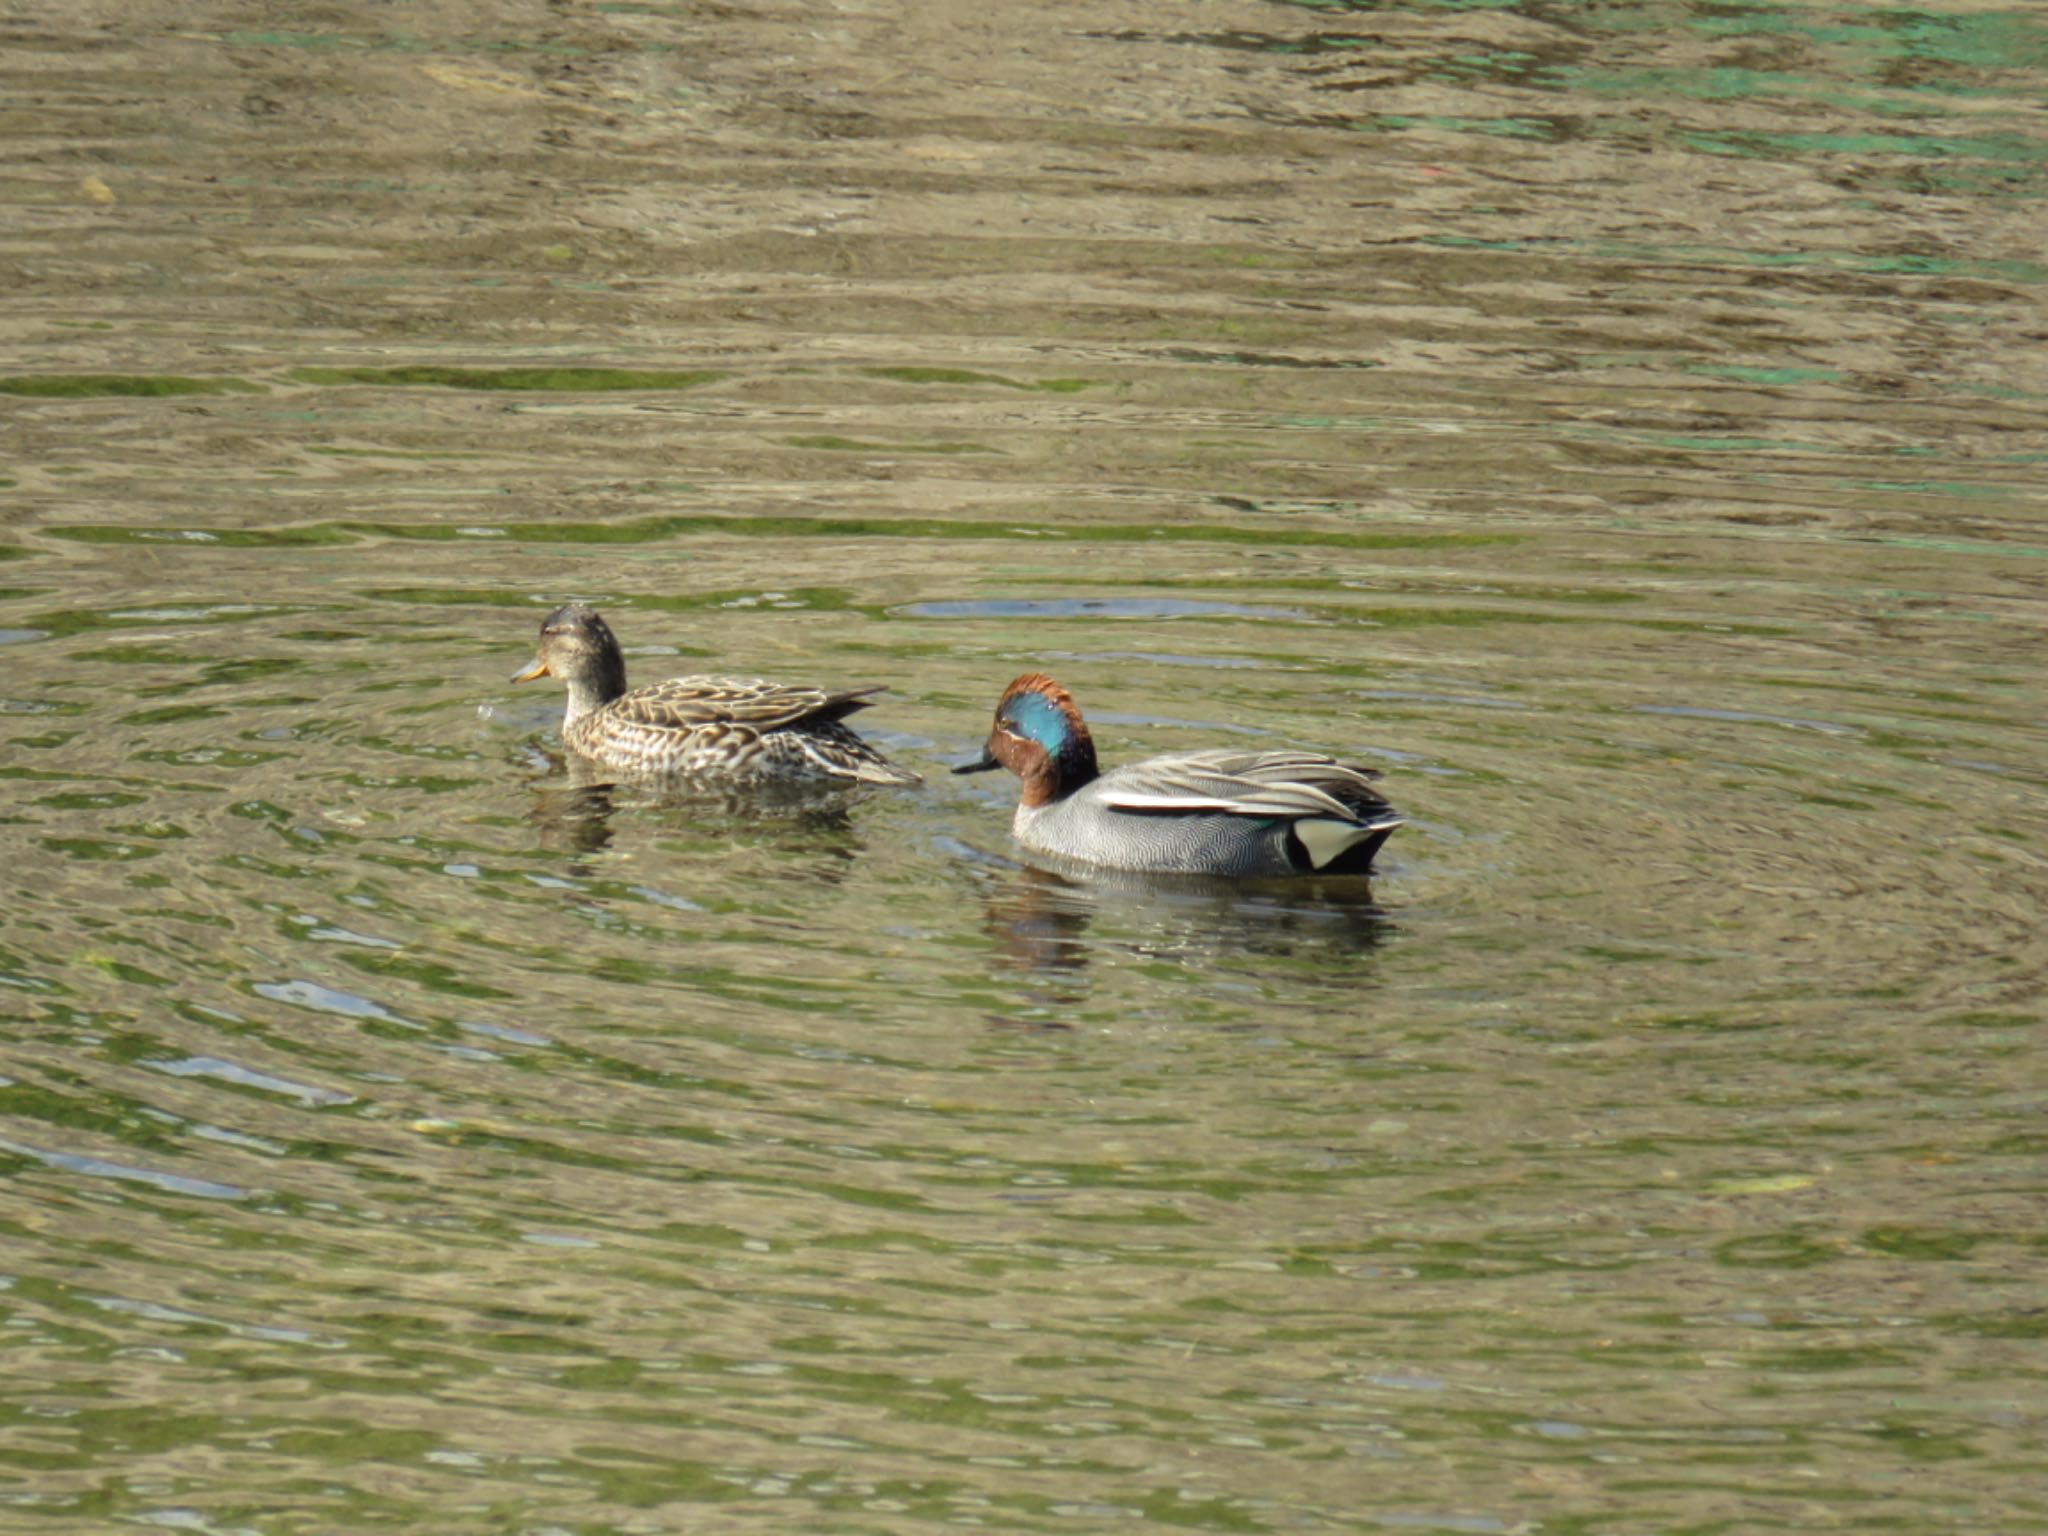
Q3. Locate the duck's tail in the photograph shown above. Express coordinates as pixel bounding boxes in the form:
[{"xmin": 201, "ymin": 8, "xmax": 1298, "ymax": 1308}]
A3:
[{"xmin": 1290, "ymin": 811, "xmax": 1402, "ymax": 873}]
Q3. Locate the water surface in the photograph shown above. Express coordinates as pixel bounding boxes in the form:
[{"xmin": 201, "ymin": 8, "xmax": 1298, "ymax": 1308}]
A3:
[{"xmin": 3, "ymin": 1, "xmax": 2045, "ymax": 1532}]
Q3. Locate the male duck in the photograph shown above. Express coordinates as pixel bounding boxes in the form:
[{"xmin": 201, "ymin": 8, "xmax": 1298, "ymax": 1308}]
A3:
[
  {"xmin": 512, "ymin": 603, "xmax": 921, "ymax": 787},
  {"xmin": 954, "ymin": 673, "xmax": 1399, "ymax": 876}
]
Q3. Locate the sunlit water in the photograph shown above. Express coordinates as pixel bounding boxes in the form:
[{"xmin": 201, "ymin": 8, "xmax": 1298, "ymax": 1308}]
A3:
[{"xmin": 4, "ymin": 2, "xmax": 2046, "ymax": 1532}]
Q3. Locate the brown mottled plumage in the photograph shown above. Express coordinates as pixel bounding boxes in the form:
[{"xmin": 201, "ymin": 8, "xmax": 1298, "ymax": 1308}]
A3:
[{"xmin": 512, "ymin": 604, "xmax": 920, "ymax": 787}]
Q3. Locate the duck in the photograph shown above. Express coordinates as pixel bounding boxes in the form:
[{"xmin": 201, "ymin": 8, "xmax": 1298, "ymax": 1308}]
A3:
[
  {"xmin": 511, "ymin": 603, "xmax": 921, "ymax": 787},
  {"xmin": 953, "ymin": 673, "xmax": 1398, "ymax": 876}
]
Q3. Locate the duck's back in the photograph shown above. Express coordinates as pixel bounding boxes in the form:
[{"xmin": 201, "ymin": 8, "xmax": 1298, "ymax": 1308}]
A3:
[{"xmin": 607, "ymin": 675, "xmax": 882, "ymax": 730}]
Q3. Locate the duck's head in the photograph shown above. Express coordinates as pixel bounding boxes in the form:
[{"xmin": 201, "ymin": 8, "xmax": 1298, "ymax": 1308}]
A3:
[
  {"xmin": 511, "ymin": 603, "xmax": 628, "ymax": 706},
  {"xmin": 952, "ymin": 673, "xmax": 1099, "ymax": 806}
]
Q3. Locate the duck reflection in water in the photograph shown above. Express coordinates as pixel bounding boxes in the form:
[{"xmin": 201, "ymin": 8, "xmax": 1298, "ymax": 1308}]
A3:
[
  {"xmin": 977, "ymin": 856, "xmax": 1395, "ymax": 1010},
  {"xmin": 523, "ymin": 750, "xmax": 867, "ymax": 880}
]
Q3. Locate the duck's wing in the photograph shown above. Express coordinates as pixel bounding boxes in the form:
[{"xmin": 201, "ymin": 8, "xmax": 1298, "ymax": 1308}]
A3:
[
  {"xmin": 612, "ymin": 676, "xmax": 887, "ymax": 732},
  {"xmin": 772, "ymin": 718, "xmax": 924, "ymax": 787},
  {"xmin": 1098, "ymin": 749, "xmax": 1397, "ymax": 824}
]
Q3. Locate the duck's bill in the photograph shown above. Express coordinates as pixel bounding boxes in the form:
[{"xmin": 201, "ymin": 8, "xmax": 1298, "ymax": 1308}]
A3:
[
  {"xmin": 950, "ymin": 748, "xmax": 1001, "ymax": 775},
  {"xmin": 510, "ymin": 658, "xmax": 550, "ymax": 683}
]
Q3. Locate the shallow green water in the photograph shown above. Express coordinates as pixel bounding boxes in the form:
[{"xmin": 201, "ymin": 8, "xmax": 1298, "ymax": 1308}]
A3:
[{"xmin": 3, "ymin": 1, "xmax": 2046, "ymax": 1532}]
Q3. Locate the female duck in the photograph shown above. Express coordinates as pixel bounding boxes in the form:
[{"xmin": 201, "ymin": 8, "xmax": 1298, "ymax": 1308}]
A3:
[
  {"xmin": 512, "ymin": 603, "xmax": 920, "ymax": 786},
  {"xmin": 954, "ymin": 673, "xmax": 1398, "ymax": 876}
]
